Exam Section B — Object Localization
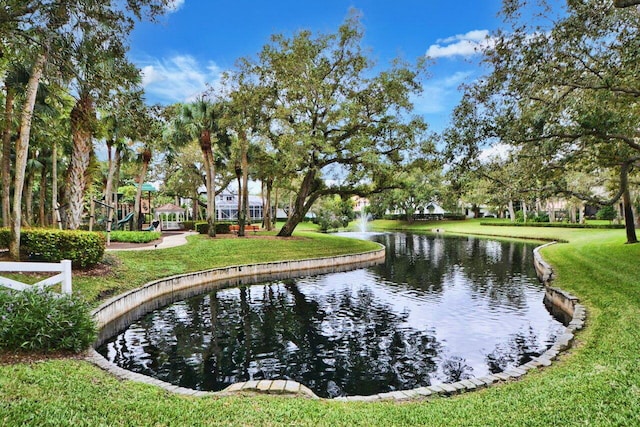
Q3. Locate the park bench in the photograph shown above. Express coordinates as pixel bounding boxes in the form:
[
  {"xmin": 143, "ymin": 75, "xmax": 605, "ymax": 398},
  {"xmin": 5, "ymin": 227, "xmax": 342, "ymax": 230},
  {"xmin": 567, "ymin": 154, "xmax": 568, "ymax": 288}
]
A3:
[{"xmin": 229, "ymin": 224, "xmax": 260, "ymax": 234}]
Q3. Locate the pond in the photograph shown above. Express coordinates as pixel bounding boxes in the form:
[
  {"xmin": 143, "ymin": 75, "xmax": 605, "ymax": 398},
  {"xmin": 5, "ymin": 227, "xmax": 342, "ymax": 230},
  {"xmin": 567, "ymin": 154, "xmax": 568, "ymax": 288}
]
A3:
[{"xmin": 97, "ymin": 232, "xmax": 565, "ymax": 398}]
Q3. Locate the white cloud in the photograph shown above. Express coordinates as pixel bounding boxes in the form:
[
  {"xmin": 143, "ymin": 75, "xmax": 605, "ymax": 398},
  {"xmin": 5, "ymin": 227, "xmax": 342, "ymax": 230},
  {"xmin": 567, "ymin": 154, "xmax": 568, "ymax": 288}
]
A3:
[
  {"xmin": 138, "ymin": 55, "xmax": 224, "ymax": 104},
  {"xmin": 478, "ymin": 143, "xmax": 513, "ymax": 162},
  {"xmin": 412, "ymin": 71, "xmax": 474, "ymax": 114},
  {"xmin": 165, "ymin": 0, "xmax": 185, "ymax": 13},
  {"xmin": 426, "ymin": 29, "xmax": 494, "ymax": 59}
]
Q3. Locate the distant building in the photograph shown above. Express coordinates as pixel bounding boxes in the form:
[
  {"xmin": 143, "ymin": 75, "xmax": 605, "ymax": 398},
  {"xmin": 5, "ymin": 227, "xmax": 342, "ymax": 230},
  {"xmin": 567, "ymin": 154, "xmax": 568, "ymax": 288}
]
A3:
[
  {"xmin": 352, "ymin": 196, "xmax": 369, "ymax": 213},
  {"xmin": 215, "ymin": 192, "xmax": 264, "ymax": 222}
]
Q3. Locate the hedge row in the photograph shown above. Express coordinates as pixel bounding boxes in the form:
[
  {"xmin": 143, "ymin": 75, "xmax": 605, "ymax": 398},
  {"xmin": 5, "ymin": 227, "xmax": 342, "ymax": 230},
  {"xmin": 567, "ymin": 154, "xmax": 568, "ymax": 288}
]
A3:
[
  {"xmin": 479, "ymin": 221, "xmax": 625, "ymax": 229},
  {"xmin": 108, "ymin": 231, "xmax": 161, "ymax": 243},
  {"xmin": 382, "ymin": 213, "xmax": 466, "ymax": 221},
  {"xmin": 194, "ymin": 222, "xmax": 235, "ymax": 234},
  {"xmin": 0, "ymin": 228, "xmax": 105, "ymax": 268}
]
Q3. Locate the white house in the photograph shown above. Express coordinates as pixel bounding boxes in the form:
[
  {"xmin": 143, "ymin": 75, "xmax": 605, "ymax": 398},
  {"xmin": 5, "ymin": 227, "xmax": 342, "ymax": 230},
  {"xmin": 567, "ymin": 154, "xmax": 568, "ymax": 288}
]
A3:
[{"xmin": 215, "ymin": 192, "xmax": 264, "ymax": 222}]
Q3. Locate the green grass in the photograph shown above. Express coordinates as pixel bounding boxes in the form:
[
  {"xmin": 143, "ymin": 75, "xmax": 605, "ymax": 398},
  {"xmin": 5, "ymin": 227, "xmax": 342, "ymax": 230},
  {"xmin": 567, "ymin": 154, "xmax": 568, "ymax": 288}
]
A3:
[
  {"xmin": 108, "ymin": 231, "xmax": 161, "ymax": 243},
  {"xmin": 75, "ymin": 231, "xmax": 378, "ymax": 304},
  {"xmin": 1, "ymin": 221, "xmax": 639, "ymax": 426}
]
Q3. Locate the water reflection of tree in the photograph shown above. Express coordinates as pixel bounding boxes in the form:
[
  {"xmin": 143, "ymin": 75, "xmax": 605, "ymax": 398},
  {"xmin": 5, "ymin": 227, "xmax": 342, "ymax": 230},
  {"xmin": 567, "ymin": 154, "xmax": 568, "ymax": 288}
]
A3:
[
  {"xmin": 441, "ymin": 355, "xmax": 474, "ymax": 383},
  {"xmin": 485, "ymin": 327, "xmax": 551, "ymax": 373},
  {"xmin": 103, "ymin": 281, "xmax": 442, "ymax": 398},
  {"xmin": 372, "ymin": 233, "xmax": 537, "ymax": 310}
]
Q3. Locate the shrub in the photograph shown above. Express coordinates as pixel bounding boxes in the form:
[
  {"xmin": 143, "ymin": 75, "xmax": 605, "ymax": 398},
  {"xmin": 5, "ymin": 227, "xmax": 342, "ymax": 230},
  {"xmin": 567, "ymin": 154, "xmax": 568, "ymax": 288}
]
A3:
[
  {"xmin": 443, "ymin": 213, "xmax": 466, "ymax": 220},
  {"xmin": 0, "ymin": 228, "xmax": 105, "ymax": 268},
  {"xmin": 532, "ymin": 212, "xmax": 550, "ymax": 223},
  {"xmin": 108, "ymin": 231, "xmax": 161, "ymax": 243},
  {"xmin": 181, "ymin": 221, "xmax": 196, "ymax": 231},
  {"xmin": 596, "ymin": 205, "xmax": 617, "ymax": 222},
  {"xmin": 479, "ymin": 221, "xmax": 625, "ymax": 229},
  {"xmin": 216, "ymin": 222, "xmax": 233, "ymax": 234},
  {"xmin": 193, "ymin": 222, "xmax": 234, "ymax": 234},
  {"xmin": 195, "ymin": 222, "xmax": 209, "ymax": 234},
  {"xmin": 0, "ymin": 289, "xmax": 97, "ymax": 353}
]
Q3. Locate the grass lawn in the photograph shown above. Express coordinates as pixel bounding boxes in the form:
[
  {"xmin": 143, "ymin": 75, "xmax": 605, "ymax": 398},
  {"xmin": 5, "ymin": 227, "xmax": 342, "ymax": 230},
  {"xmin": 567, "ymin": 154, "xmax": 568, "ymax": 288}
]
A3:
[{"xmin": 1, "ymin": 221, "xmax": 639, "ymax": 426}]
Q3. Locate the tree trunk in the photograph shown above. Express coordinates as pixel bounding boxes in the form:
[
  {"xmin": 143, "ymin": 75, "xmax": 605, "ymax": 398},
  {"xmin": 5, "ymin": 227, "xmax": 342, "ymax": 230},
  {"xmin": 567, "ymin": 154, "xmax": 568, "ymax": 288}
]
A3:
[
  {"xmin": 235, "ymin": 162, "xmax": 244, "ymax": 236},
  {"xmin": 278, "ymin": 170, "xmax": 318, "ymax": 237},
  {"xmin": 24, "ymin": 167, "xmax": 34, "ymax": 226},
  {"xmin": 133, "ymin": 161, "xmax": 149, "ymax": 231},
  {"xmin": 10, "ymin": 52, "xmax": 46, "ymax": 260},
  {"xmin": 263, "ymin": 178, "xmax": 273, "ymax": 231},
  {"xmin": 273, "ymin": 186, "xmax": 279, "ymax": 229},
  {"xmin": 64, "ymin": 92, "xmax": 95, "ymax": 230},
  {"xmin": 104, "ymin": 141, "xmax": 115, "ymax": 211},
  {"xmin": 202, "ymin": 146, "xmax": 216, "ymax": 237},
  {"xmin": 104, "ymin": 143, "xmax": 120, "ymax": 234},
  {"xmin": 51, "ymin": 142, "xmax": 59, "ymax": 229},
  {"xmin": 112, "ymin": 149, "xmax": 122, "ymax": 223},
  {"xmin": 241, "ymin": 142, "xmax": 249, "ymax": 235},
  {"xmin": 2, "ymin": 86, "xmax": 15, "ymax": 227},
  {"xmin": 620, "ymin": 162, "xmax": 637, "ymax": 244},
  {"xmin": 39, "ymin": 163, "xmax": 47, "ymax": 226},
  {"xmin": 522, "ymin": 200, "xmax": 528, "ymax": 223},
  {"xmin": 508, "ymin": 200, "xmax": 515, "ymax": 222},
  {"xmin": 547, "ymin": 200, "xmax": 555, "ymax": 223},
  {"xmin": 569, "ymin": 204, "xmax": 576, "ymax": 224},
  {"xmin": 579, "ymin": 201, "xmax": 586, "ymax": 224},
  {"xmin": 192, "ymin": 188, "xmax": 199, "ymax": 221},
  {"xmin": 133, "ymin": 149, "xmax": 151, "ymax": 231}
]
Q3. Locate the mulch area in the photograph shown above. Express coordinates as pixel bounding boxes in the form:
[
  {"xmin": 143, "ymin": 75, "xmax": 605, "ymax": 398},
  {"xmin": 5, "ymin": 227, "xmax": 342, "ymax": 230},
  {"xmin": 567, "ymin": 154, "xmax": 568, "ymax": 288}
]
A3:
[{"xmin": 105, "ymin": 240, "xmax": 160, "ymax": 250}]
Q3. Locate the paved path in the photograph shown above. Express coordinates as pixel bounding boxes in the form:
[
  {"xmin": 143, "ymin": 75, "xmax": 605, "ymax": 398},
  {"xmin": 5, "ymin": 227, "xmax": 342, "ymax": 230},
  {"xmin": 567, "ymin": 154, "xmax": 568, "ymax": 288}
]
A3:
[{"xmin": 105, "ymin": 231, "xmax": 197, "ymax": 252}]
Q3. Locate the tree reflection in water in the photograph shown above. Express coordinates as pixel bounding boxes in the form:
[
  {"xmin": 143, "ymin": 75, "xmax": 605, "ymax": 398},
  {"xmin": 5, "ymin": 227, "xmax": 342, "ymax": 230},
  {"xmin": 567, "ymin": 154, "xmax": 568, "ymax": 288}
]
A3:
[
  {"xmin": 99, "ymin": 233, "xmax": 565, "ymax": 398},
  {"xmin": 104, "ymin": 282, "xmax": 440, "ymax": 398}
]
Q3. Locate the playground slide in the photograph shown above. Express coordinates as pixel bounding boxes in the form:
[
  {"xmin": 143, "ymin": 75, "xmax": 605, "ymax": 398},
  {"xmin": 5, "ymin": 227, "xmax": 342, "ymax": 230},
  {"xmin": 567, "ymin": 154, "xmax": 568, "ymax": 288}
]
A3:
[{"xmin": 116, "ymin": 212, "xmax": 134, "ymax": 229}]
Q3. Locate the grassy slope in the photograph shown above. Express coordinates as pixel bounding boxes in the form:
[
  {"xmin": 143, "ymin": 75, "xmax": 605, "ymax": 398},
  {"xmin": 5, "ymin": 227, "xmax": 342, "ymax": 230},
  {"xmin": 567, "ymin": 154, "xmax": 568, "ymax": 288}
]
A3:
[
  {"xmin": 1, "ymin": 222, "xmax": 639, "ymax": 426},
  {"xmin": 76, "ymin": 232, "xmax": 375, "ymax": 304}
]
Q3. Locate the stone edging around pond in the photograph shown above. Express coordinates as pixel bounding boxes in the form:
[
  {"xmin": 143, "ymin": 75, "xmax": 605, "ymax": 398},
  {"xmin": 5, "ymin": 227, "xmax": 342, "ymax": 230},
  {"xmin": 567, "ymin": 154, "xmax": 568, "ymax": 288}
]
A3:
[
  {"xmin": 87, "ymin": 246, "xmax": 386, "ymax": 398},
  {"xmin": 86, "ymin": 241, "xmax": 586, "ymax": 402}
]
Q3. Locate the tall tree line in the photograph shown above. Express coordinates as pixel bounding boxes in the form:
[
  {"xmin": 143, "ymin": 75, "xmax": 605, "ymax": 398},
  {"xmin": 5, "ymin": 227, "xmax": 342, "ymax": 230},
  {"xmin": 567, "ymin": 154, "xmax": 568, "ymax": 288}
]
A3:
[{"xmin": 0, "ymin": 0, "xmax": 171, "ymax": 259}]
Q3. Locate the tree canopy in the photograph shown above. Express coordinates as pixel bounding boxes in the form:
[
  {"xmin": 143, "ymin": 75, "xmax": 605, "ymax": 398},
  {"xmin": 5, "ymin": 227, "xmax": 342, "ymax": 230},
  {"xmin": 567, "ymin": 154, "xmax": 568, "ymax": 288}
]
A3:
[{"xmin": 239, "ymin": 13, "xmax": 431, "ymax": 236}]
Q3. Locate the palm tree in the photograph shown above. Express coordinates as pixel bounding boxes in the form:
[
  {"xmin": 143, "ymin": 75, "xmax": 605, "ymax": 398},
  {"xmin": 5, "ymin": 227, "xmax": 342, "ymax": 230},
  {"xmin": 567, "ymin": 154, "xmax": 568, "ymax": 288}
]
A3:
[
  {"xmin": 1, "ymin": 64, "xmax": 30, "ymax": 227},
  {"xmin": 101, "ymin": 90, "xmax": 145, "ymax": 232},
  {"xmin": 168, "ymin": 98, "xmax": 230, "ymax": 237}
]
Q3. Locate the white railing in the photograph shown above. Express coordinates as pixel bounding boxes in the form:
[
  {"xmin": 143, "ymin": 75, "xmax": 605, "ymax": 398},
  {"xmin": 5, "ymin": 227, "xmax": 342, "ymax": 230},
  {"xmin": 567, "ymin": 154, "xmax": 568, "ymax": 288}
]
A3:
[{"xmin": 0, "ymin": 259, "xmax": 72, "ymax": 295}]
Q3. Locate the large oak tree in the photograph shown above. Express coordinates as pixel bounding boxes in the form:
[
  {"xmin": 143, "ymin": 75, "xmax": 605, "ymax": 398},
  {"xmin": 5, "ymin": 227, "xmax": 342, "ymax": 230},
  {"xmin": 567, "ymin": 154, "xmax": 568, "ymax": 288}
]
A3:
[
  {"xmin": 243, "ymin": 13, "xmax": 429, "ymax": 237},
  {"xmin": 448, "ymin": 0, "xmax": 640, "ymax": 243}
]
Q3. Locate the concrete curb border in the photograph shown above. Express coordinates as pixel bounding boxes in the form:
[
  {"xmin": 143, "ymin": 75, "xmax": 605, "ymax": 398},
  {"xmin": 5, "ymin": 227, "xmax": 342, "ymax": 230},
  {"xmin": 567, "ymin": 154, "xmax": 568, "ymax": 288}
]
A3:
[
  {"xmin": 87, "ymin": 241, "xmax": 586, "ymax": 401},
  {"xmin": 88, "ymin": 246, "xmax": 386, "ymax": 398}
]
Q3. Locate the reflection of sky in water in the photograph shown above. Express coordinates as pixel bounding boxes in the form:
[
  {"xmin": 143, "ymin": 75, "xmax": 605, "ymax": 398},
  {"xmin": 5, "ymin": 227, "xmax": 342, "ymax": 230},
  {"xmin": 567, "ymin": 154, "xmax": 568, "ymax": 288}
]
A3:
[
  {"xmin": 100, "ymin": 232, "xmax": 565, "ymax": 396},
  {"xmin": 275, "ymin": 266, "xmax": 560, "ymax": 383}
]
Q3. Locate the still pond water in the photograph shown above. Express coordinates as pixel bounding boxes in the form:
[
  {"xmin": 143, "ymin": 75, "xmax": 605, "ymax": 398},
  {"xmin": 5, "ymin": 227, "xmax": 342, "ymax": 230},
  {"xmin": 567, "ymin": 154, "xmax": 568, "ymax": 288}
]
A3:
[{"xmin": 98, "ymin": 233, "xmax": 564, "ymax": 398}]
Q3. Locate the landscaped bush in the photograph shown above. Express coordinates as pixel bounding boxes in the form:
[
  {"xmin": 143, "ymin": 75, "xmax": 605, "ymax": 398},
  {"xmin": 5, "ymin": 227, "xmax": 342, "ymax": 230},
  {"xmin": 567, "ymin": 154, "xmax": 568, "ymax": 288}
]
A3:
[
  {"xmin": 194, "ymin": 222, "xmax": 234, "ymax": 234},
  {"xmin": 443, "ymin": 213, "xmax": 466, "ymax": 220},
  {"xmin": 0, "ymin": 289, "xmax": 97, "ymax": 353},
  {"xmin": 216, "ymin": 222, "xmax": 233, "ymax": 234},
  {"xmin": 532, "ymin": 212, "xmax": 550, "ymax": 222},
  {"xmin": 596, "ymin": 205, "xmax": 617, "ymax": 222},
  {"xmin": 195, "ymin": 222, "xmax": 209, "ymax": 234},
  {"xmin": 108, "ymin": 231, "xmax": 161, "ymax": 243},
  {"xmin": 181, "ymin": 221, "xmax": 196, "ymax": 231},
  {"xmin": 0, "ymin": 228, "xmax": 105, "ymax": 268},
  {"xmin": 479, "ymin": 221, "xmax": 625, "ymax": 229}
]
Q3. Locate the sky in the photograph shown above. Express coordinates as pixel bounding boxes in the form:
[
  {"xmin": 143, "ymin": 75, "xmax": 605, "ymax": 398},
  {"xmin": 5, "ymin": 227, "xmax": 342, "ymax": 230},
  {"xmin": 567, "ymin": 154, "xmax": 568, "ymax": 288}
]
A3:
[{"xmin": 129, "ymin": 0, "xmax": 508, "ymax": 134}]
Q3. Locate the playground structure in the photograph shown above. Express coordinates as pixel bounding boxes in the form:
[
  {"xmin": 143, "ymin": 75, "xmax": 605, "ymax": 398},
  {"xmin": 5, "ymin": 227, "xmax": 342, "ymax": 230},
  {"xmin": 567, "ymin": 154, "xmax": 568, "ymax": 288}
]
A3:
[{"xmin": 116, "ymin": 212, "xmax": 134, "ymax": 230}]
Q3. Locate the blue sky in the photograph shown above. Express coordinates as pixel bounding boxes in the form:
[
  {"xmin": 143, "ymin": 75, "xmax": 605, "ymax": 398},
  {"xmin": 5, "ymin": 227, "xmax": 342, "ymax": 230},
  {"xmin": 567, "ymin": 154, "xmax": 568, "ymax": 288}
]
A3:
[{"xmin": 130, "ymin": 0, "xmax": 507, "ymax": 133}]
